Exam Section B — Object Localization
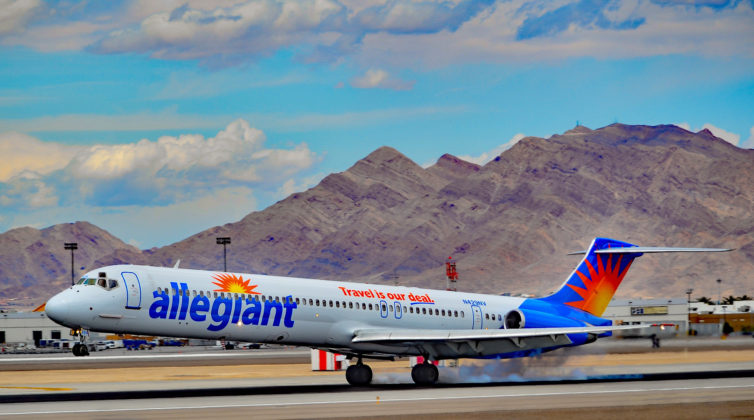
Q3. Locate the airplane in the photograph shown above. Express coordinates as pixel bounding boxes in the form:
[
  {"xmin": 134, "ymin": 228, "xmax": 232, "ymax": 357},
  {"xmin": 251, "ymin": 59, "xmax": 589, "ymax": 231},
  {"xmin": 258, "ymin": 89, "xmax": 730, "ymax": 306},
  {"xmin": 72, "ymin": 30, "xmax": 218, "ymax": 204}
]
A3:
[{"xmin": 44, "ymin": 237, "xmax": 731, "ymax": 386}]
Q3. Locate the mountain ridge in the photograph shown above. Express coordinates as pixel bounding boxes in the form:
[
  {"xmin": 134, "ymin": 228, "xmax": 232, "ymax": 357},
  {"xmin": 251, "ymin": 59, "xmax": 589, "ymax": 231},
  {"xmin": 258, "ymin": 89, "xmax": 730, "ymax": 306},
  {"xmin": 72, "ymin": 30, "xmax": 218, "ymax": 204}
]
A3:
[{"xmin": 1, "ymin": 123, "xmax": 751, "ymax": 308}]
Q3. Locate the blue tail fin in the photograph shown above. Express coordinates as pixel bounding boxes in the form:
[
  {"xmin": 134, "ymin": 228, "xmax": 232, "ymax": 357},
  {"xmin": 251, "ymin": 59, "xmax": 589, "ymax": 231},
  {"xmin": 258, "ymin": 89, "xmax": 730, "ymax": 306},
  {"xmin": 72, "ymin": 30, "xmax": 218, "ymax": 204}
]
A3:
[{"xmin": 537, "ymin": 238, "xmax": 642, "ymax": 317}]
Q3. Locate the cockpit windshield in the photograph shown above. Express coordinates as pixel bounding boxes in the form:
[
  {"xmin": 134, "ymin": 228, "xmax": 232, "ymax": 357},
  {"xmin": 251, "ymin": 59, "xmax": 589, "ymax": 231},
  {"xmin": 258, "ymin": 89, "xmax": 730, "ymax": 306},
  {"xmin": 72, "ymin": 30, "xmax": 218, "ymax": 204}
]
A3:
[{"xmin": 77, "ymin": 276, "xmax": 119, "ymax": 290}]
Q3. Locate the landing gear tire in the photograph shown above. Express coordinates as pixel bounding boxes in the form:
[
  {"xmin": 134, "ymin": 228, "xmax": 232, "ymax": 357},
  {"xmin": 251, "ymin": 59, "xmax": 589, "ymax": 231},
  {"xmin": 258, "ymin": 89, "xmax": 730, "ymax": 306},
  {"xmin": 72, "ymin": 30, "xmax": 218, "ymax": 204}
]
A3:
[
  {"xmin": 81, "ymin": 345, "xmax": 89, "ymax": 356},
  {"xmin": 72, "ymin": 343, "xmax": 81, "ymax": 356},
  {"xmin": 411, "ymin": 362, "xmax": 438, "ymax": 385},
  {"xmin": 345, "ymin": 364, "xmax": 373, "ymax": 386}
]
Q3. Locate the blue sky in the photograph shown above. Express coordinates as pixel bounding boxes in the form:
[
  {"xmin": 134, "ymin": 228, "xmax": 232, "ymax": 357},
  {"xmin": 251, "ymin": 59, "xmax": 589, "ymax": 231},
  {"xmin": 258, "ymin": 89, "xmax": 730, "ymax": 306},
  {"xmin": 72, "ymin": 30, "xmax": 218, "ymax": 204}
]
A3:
[{"xmin": 1, "ymin": 0, "xmax": 752, "ymax": 248}]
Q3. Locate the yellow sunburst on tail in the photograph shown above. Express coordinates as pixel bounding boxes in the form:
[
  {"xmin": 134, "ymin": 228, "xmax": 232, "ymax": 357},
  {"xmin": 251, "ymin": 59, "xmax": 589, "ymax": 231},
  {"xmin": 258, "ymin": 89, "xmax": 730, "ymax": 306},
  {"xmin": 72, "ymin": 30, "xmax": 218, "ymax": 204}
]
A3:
[{"xmin": 211, "ymin": 273, "xmax": 260, "ymax": 294}]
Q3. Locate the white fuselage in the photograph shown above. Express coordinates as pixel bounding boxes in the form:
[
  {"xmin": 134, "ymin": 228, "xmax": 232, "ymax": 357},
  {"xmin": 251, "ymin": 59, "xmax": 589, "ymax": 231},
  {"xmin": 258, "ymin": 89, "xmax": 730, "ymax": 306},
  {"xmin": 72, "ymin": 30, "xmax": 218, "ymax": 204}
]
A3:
[{"xmin": 46, "ymin": 265, "xmax": 525, "ymax": 356}]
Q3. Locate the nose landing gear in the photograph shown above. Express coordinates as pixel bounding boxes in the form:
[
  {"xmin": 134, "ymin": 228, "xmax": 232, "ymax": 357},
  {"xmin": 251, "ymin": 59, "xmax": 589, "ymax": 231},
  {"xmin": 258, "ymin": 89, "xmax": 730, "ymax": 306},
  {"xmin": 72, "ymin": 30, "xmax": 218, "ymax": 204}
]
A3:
[
  {"xmin": 72, "ymin": 343, "xmax": 89, "ymax": 356},
  {"xmin": 71, "ymin": 329, "xmax": 90, "ymax": 357}
]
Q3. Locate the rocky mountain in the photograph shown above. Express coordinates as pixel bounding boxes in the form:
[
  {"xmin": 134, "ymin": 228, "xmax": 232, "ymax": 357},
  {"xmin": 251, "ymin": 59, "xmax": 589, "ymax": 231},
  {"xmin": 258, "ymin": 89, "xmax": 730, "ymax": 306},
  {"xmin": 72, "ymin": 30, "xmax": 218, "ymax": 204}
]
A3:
[{"xmin": 2, "ymin": 123, "xmax": 753, "ymax": 307}]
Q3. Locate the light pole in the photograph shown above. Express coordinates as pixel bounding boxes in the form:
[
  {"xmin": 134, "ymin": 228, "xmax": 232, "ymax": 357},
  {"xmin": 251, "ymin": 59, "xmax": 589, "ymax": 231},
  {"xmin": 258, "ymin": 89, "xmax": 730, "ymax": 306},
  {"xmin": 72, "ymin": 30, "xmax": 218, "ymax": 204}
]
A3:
[
  {"xmin": 64, "ymin": 243, "xmax": 78, "ymax": 286},
  {"xmin": 686, "ymin": 288, "xmax": 694, "ymax": 335},
  {"xmin": 216, "ymin": 237, "xmax": 231, "ymax": 272}
]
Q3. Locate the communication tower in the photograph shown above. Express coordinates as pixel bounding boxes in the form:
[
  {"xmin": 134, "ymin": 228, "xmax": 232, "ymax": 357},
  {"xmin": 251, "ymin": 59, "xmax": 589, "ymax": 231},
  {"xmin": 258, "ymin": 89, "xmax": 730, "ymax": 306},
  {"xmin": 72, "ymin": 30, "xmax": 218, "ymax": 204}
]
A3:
[{"xmin": 445, "ymin": 256, "xmax": 458, "ymax": 291}]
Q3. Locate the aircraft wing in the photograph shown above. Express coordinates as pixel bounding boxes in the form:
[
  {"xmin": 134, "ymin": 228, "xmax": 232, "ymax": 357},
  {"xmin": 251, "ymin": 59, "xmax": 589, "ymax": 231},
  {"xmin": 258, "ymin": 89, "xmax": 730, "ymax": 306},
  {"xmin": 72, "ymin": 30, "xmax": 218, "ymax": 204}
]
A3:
[
  {"xmin": 350, "ymin": 324, "xmax": 647, "ymax": 359},
  {"xmin": 352, "ymin": 324, "xmax": 643, "ymax": 343}
]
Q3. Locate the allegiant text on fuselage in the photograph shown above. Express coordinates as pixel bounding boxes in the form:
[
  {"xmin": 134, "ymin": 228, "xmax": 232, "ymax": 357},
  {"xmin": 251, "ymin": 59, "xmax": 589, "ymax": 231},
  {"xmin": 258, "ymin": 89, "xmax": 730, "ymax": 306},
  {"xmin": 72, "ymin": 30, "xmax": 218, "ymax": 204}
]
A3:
[{"xmin": 148, "ymin": 282, "xmax": 297, "ymax": 331}]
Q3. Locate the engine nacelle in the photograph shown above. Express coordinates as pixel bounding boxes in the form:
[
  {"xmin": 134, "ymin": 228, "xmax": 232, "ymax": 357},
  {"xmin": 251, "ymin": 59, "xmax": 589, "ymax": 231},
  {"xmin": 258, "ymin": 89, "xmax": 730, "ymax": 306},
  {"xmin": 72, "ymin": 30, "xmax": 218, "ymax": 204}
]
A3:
[
  {"xmin": 504, "ymin": 310, "xmax": 524, "ymax": 329},
  {"xmin": 507, "ymin": 308, "xmax": 586, "ymax": 329}
]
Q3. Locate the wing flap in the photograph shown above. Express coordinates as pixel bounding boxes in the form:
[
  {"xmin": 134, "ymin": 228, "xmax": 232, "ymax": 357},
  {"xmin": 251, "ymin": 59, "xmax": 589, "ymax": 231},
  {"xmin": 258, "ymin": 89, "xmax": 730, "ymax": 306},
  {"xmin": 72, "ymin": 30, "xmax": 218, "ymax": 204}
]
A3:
[{"xmin": 352, "ymin": 324, "xmax": 644, "ymax": 343}]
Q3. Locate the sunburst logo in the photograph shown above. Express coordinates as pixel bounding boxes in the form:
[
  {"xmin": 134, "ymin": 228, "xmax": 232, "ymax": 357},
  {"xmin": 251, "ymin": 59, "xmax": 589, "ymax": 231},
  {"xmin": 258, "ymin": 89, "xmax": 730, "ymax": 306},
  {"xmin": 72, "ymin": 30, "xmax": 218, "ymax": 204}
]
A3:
[
  {"xmin": 211, "ymin": 273, "xmax": 260, "ymax": 294},
  {"xmin": 565, "ymin": 253, "xmax": 632, "ymax": 316}
]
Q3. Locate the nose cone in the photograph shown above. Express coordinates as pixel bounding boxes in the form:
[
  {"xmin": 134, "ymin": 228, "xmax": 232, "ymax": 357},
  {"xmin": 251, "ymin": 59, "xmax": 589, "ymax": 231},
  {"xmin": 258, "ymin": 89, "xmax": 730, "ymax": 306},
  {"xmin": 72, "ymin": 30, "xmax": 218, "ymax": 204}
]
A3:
[{"xmin": 45, "ymin": 291, "xmax": 74, "ymax": 328}]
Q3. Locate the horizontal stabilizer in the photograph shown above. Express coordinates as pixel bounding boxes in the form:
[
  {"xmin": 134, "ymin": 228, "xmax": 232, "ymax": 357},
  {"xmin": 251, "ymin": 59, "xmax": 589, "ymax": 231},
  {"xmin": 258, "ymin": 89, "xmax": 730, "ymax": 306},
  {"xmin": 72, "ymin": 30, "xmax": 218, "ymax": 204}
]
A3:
[{"xmin": 568, "ymin": 246, "xmax": 733, "ymax": 255}]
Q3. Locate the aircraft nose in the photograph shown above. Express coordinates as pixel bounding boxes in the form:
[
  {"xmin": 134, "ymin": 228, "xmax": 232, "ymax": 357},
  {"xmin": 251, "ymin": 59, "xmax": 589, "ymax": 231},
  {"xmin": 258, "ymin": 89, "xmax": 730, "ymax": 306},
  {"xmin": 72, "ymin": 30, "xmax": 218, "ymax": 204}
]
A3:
[{"xmin": 45, "ymin": 291, "xmax": 72, "ymax": 327}]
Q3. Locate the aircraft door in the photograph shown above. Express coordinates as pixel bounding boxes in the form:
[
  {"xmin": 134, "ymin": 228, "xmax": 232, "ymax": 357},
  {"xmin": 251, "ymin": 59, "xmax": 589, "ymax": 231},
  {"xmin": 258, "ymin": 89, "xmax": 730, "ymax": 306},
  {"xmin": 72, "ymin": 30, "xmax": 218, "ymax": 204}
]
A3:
[
  {"xmin": 472, "ymin": 305, "xmax": 482, "ymax": 329},
  {"xmin": 121, "ymin": 272, "xmax": 142, "ymax": 310},
  {"xmin": 394, "ymin": 302, "xmax": 402, "ymax": 319}
]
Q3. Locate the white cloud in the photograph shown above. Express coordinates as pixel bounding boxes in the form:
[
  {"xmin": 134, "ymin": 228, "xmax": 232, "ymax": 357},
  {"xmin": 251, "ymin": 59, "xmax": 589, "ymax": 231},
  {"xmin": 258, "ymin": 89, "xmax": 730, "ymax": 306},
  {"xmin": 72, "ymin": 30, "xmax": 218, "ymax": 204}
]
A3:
[
  {"xmin": 354, "ymin": 0, "xmax": 754, "ymax": 68},
  {"xmin": 276, "ymin": 173, "xmax": 324, "ymax": 198},
  {"xmin": 106, "ymin": 186, "xmax": 259, "ymax": 248},
  {"xmin": 674, "ymin": 122, "xmax": 742, "ymax": 146},
  {"xmin": 0, "ymin": 131, "xmax": 82, "ymax": 181},
  {"xmin": 350, "ymin": 68, "xmax": 414, "ymax": 90},
  {"xmin": 0, "ymin": 119, "xmax": 316, "ymax": 210},
  {"xmin": 458, "ymin": 133, "xmax": 525, "ymax": 165},
  {"xmin": 0, "ymin": 186, "xmax": 259, "ymax": 248},
  {"xmin": 0, "ymin": 106, "xmax": 466, "ymax": 134},
  {"xmin": 2, "ymin": 0, "xmax": 751, "ymax": 67},
  {"xmin": 0, "ymin": 110, "xmax": 232, "ymax": 132},
  {"xmin": 26, "ymin": 180, "xmax": 57, "ymax": 208},
  {"xmin": 674, "ymin": 122, "xmax": 691, "ymax": 131},
  {"xmin": 742, "ymin": 126, "xmax": 754, "ymax": 149},
  {"xmin": 700, "ymin": 123, "xmax": 740, "ymax": 146},
  {"xmin": 0, "ymin": 0, "xmax": 41, "ymax": 36}
]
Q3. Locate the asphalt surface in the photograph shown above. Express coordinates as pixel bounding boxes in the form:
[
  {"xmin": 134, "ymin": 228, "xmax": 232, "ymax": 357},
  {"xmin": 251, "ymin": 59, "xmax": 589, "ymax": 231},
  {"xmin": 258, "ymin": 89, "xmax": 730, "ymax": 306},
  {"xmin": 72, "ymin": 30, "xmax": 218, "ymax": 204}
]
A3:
[{"xmin": 1, "ymin": 337, "xmax": 753, "ymax": 419}]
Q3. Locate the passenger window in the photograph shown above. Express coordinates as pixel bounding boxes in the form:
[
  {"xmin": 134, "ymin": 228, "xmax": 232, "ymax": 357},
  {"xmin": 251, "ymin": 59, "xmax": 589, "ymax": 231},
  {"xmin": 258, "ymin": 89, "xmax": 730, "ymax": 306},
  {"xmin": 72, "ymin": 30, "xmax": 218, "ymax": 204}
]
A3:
[
  {"xmin": 485, "ymin": 314, "xmax": 489, "ymax": 320},
  {"xmin": 441, "ymin": 309, "xmax": 446, "ymax": 316},
  {"xmin": 454, "ymin": 310, "xmax": 458, "ymax": 317},
  {"xmin": 388, "ymin": 305, "xmax": 392, "ymax": 312},
  {"xmin": 368, "ymin": 303, "xmax": 373, "ymax": 310},
  {"xmin": 309, "ymin": 299, "xmax": 314, "ymax": 306},
  {"xmin": 296, "ymin": 298, "xmax": 300, "ymax": 305},
  {"xmin": 362, "ymin": 303, "xmax": 366, "ymax": 310},
  {"xmin": 461, "ymin": 311, "xmax": 464, "ymax": 318},
  {"xmin": 329, "ymin": 300, "xmax": 333, "ymax": 307},
  {"xmin": 336, "ymin": 301, "xmax": 340, "ymax": 308},
  {"xmin": 349, "ymin": 302, "xmax": 353, "ymax": 309},
  {"xmin": 422, "ymin": 308, "xmax": 426, "ymax": 314}
]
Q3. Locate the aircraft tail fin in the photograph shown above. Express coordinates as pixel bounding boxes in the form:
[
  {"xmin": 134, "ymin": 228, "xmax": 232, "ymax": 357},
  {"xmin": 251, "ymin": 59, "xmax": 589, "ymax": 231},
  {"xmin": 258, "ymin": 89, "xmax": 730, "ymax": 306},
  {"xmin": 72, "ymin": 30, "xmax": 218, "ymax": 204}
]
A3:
[{"xmin": 537, "ymin": 237, "xmax": 731, "ymax": 317}]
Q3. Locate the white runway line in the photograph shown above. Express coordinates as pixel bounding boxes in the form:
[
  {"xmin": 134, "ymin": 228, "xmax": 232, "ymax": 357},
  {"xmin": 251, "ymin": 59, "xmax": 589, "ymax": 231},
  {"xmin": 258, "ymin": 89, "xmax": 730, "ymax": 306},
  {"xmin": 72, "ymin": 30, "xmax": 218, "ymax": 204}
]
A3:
[{"xmin": 2, "ymin": 382, "xmax": 754, "ymax": 416}]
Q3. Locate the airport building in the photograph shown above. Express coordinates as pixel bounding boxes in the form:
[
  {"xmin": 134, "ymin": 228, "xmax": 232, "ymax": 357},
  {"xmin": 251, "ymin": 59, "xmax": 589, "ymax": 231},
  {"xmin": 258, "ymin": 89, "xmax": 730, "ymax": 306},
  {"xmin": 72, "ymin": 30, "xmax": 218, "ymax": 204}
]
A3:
[
  {"xmin": 0, "ymin": 311, "xmax": 67, "ymax": 346},
  {"xmin": 603, "ymin": 298, "xmax": 690, "ymax": 336}
]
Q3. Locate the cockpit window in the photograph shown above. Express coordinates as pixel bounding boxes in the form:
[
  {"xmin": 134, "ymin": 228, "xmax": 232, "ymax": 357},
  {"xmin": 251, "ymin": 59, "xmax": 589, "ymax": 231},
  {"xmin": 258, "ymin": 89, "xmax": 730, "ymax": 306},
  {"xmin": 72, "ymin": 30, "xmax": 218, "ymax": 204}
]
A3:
[{"xmin": 77, "ymin": 276, "xmax": 119, "ymax": 290}]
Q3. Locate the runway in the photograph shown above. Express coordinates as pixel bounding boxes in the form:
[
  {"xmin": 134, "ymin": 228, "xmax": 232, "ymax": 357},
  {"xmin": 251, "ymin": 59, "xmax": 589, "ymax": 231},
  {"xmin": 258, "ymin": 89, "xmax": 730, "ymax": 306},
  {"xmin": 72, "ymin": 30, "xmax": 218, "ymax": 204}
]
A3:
[
  {"xmin": 2, "ymin": 376, "xmax": 753, "ymax": 419},
  {"xmin": 1, "ymin": 339, "xmax": 754, "ymax": 419}
]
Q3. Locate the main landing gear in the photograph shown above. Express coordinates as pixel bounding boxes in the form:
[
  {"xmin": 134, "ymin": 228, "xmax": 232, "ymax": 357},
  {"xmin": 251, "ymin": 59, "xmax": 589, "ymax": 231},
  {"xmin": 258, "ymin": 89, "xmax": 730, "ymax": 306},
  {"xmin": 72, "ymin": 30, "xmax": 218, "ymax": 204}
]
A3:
[
  {"xmin": 344, "ymin": 355, "xmax": 439, "ymax": 386},
  {"xmin": 411, "ymin": 361, "xmax": 439, "ymax": 386},
  {"xmin": 345, "ymin": 355, "xmax": 373, "ymax": 386}
]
